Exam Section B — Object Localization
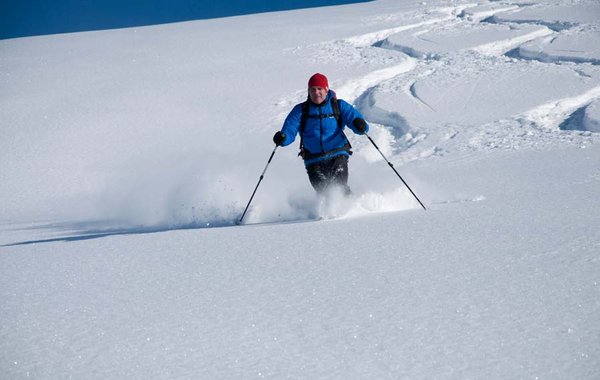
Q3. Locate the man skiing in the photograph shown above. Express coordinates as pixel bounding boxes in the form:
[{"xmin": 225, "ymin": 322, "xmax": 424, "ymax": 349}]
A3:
[{"xmin": 273, "ymin": 73, "xmax": 369, "ymax": 195}]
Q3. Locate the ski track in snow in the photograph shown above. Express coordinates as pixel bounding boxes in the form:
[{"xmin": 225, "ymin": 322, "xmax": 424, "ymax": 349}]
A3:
[
  {"xmin": 521, "ymin": 85, "xmax": 600, "ymax": 130},
  {"xmin": 471, "ymin": 26, "xmax": 554, "ymax": 56},
  {"xmin": 344, "ymin": 4, "xmax": 478, "ymax": 48},
  {"xmin": 335, "ymin": 59, "xmax": 417, "ymax": 104}
]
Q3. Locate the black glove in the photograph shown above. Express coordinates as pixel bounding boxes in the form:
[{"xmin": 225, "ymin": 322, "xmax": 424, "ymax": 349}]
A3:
[
  {"xmin": 353, "ymin": 118, "xmax": 367, "ymax": 133},
  {"xmin": 273, "ymin": 131, "xmax": 286, "ymax": 146}
]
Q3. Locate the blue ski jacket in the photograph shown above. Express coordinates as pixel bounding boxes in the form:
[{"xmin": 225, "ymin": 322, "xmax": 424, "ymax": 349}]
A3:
[{"xmin": 279, "ymin": 90, "xmax": 369, "ymax": 166}]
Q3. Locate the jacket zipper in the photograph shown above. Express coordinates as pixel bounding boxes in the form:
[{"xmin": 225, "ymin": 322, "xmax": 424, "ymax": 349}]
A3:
[{"xmin": 319, "ymin": 103, "xmax": 324, "ymax": 152}]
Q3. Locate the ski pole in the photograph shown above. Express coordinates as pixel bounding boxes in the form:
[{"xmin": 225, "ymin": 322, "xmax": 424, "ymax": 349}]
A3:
[
  {"xmin": 238, "ymin": 145, "xmax": 278, "ymax": 224},
  {"xmin": 365, "ymin": 132, "xmax": 426, "ymax": 210}
]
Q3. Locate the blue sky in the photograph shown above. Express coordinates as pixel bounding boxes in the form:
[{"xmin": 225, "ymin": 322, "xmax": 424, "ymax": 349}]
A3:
[{"xmin": 1, "ymin": 0, "xmax": 371, "ymax": 39}]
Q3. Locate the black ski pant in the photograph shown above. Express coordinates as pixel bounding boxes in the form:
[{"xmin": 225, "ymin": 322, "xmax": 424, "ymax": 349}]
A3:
[{"xmin": 306, "ymin": 155, "xmax": 351, "ymax": 195}]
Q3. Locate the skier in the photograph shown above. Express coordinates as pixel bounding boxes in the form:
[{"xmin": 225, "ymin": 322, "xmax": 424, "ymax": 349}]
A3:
[{"xmin": 273, "ymin": 73, "xmax": 369, "ymax": 195}]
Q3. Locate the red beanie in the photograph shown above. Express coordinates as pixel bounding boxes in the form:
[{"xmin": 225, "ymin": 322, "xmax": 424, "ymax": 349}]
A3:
[{"xmin": 308, "ymin": 73, "xmax": 329, "ymax": 89}]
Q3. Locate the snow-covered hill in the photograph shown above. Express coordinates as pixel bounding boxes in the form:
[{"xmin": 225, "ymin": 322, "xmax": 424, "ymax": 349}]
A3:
[{"xmin": 1, "ymin": 0, "xmax": 600, "ymax": 378}]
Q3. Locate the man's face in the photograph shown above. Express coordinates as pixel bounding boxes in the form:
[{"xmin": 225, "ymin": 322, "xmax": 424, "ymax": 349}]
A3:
[{"xmin": 309, "ymin": 86, "xmax": 328, "ymax": 105}]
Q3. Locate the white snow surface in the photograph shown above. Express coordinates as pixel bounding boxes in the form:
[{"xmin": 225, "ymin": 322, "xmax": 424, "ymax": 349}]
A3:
[
  {"xmin": 518, "ymin": 31, "xmax": 600, "ymax": 65},
  {"xmin": 2, "ymin": 0, "xmax": 600, "ymax": 379},
  {"xmin": 489, "ymin": 1, "xmax": 600, "ymax": 30}
]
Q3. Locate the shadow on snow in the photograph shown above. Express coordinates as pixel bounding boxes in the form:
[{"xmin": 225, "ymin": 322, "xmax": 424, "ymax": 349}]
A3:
[
  {"xmin": 1, "ymin": 214, "xmax": 323, "ymax": 247},
  {"xmin": 1, "ymin": 219, "xmax": 235, "ymax": 247}
]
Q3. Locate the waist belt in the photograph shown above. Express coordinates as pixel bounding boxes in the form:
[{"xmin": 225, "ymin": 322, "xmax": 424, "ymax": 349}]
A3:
[{"xmin": 299, "ymin": 143, "xmax": 352, "ymax": 160}]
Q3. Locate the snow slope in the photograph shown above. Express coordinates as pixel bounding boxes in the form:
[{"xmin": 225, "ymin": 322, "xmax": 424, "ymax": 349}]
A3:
[{"xmin": 1, "ymin": 0, "xmax": 600, "ymax": 378}]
